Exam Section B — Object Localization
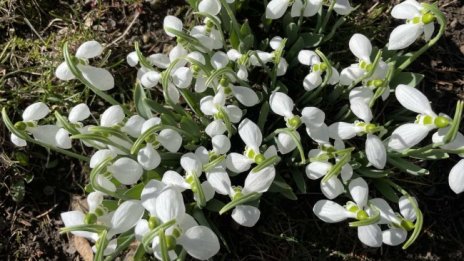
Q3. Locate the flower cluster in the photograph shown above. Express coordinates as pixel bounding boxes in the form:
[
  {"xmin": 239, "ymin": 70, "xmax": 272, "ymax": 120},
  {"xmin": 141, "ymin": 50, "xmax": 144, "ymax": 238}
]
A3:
[{"xmin": 2, "ymin": 0, "xmax": 459, "ymax": 260}]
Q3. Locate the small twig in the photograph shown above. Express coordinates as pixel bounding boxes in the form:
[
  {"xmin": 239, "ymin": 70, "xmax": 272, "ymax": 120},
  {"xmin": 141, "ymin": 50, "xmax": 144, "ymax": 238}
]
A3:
[
  {"xmin": 23, "ymin": 17, "xmax": 45, "ymax": 44},
  {"xmin": 36, "ymin": 203, "xmax": 59, "ymax": 218},
  {"xmin": 106, "ymin": 11, "xmax": 140, "ymax": 48}
]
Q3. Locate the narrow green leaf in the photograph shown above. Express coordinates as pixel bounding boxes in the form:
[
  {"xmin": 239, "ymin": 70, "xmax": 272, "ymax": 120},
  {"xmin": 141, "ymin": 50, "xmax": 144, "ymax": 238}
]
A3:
[{"xmin": 134, "ymin": 83, "xmax": 153, "ymax": 119}]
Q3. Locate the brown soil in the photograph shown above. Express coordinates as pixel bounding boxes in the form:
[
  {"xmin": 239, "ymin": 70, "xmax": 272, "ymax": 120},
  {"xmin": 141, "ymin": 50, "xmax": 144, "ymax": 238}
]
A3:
[{"xmin": 0, "ymin": 0, "xmax": 463, "ymax": 260}]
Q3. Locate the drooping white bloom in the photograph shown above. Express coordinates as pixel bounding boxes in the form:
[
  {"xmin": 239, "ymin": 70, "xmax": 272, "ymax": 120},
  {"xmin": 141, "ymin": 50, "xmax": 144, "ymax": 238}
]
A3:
[
  {"xmin": 100, "ymin": 105, "xmax": 125, "ymax": 127},
  {"xmin": 108, "ymin": 157, "xmax": 144, "ymax": 185},
  {"xmin": 388, "ymin": 84, "xmax": 450, "ymax": 151},
  {"xmin": 448, "ymin": 159, "xmax": 464, "ymax": 194},
  {"xmin": 22, "ymin": 102, "xmax": 50, "ymax": 122},
  {"xmin": 265, "ymin": 0, "xmax": 323, "ymax": 20},
  {"xmin": 298, "ymin": 50, "xmax": 339, "ymax": 91},
  {"xmin": 55, "ymin": 40, "xmax": 115, "ymax": 91},
  {"xmin": 163, "ymin": 16, "xmax": 183, "ymax": 37},
  {"xmin": 388, "ymin": 0, "xmax": 436, "ymax": 50},
  {"xmin": 199, "ymin": 0, "xmax": 221, "ymax": 16},
  {"xmin": 68, "ymin": 103, "xmax": 91, "ymax": 124},
  {"xmin": 339, "ymin": 34, "xmax": 388, "ymax": 86}
]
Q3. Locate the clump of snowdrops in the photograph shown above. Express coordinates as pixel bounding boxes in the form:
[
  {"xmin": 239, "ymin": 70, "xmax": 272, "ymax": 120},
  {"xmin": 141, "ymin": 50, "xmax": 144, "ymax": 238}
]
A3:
[{"xmin": 3, "ymin": 0, "xmax": 461, "ymax": 260}]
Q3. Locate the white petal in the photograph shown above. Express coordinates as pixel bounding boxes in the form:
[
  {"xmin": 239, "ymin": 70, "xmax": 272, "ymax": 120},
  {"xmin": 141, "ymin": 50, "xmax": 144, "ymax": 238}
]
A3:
[
  {"xmin": 238, "ymin": 118, "xmax": 262, "ymax": 152},
  {"xmin": 55, "ymin": 62, "xmax": 75, "ymax": 81},
  {"xmin": 395, "ymin": 84, "xmax": 434, "ymax": 115},
  {"xmin": 350, "ymin": 99, "xmax": 373, "ymax": 123},
  {"xmin": 110, "ymin": 200, "xmax": 144, "ymax": 235},
  {"xmin": 391, "ymin": 2, "xmax": 421, "ymax": 19},
  {"xmin": 301, "ymin": 106, "xmax": 327, "ymax": 128},
  {"xmin": 339, "ymin": 65, "xmax": 365, "ymax": 85},
  {"xmin": 329, "ymin": 67, "xmax": 340, "ymax": 85},
  {"xmin": 432, "ymin": 129, "xmax": 464, "ymax": 150},
  {"xmin": 76, "ymin": 40, "xmax": 103, "ymax": 59},
  {"xmin": 225, "ymin": 105, "xmax": 243, "ymax": 123},
  {"xmin": 181, "ymin": 152, "xmax": 203, "ymax": 176},
  {"xmin": 303, "ymin": 0, "xmax": 323, "ymax": 17},
  {"xmin": 206, "ymin": 167, "xmax": 233, "ymax": 195},
  {"xmin": 135, "ymin": 219, "xmax": 149, "ymax": 241},
  {"xmin": 56, "ymin": 128, "xmax": 72, "ymax": 149},
  {"xmin": 382, "ymin": 228, "xmax": 407, "ymax": 246},
  {"xmin": 358, "ymin": 224, "xmax": 382, "ymax": 247},
  {"xmin": 69, "ymin": 103, "xmax": 90, "ymax": 123},
  {"xmin": 387, "ymin": 123, "xmax": 431, "ymax": 151},
  {"xmin": 349, "ymin": 34, "xmax": 372, "ymax": 62},
  {"xmin": 155, "ymin": 188, "xmax": 186, "ymax": 223},
  {"xmin": 205, "ymin": 120, "xmax": 227, "ymax": 137},
  {"xmin": 334, "ymin": 0, "xmax": 354, "ymax": 15},
  {"xmin": 158, "ymin": 129, "xmax": 182, "ymax": 153},
  {"xmin": 87, "ymin": 191, "xmax": 104, "ymax": 213},
  {"xmin": 22, "ymin": 102, "xmax": 50, "ymax": 121},
  {"xmin": 230, "ymin": 86, "xmax": 259, "ymax": 107},
  {"xmin": 200, "ymin": 181, "xmax": 215, "ymax": 202},
  {"xmin": 169, "ymin": 45, "xmax": 188, "ymax": 63},
  {"xmin": 90, "ymin": 149, "xmax": 117, "ymax": 168},
  {"xmin": 242, "ymin": 167, "xmax": 276, "ymax": 194},
  {"xmin": 109, "ymin": 158, "xmax": 143, "ymax": 185},
  {"xmin": 270, "ymin": 92, "xmax": 294, "ymax": 118},
  {"xmin": 270, "ymin": 36, "xmax": 283, "ymax": 50},
  {"xmin": 177, "ymin": 226, "xmax": 220, "ymax": 260},
  {"xmin": 349, "ymin": 177, "xmax": 369, "ymax": 208},
  {"xmin": 305, "ymin": 161, "xmax": 332, "ymax": 180},
  {"xmin": 449, "ymin": 159, "xmax": 464, "ymax": 194},
  {"xmin": 321, "ymin": 177, "xmax": 344, "ymax": 199},
  {"xmin": 313, "ymin": 200, "xmax": 350, "ymax": 223},
  {"xmin": 148, "ymin": 53, "xmax": 170, "ymax": 69},
  {"xmin": 126, "ymin": 51, "xmax": 139, "ymax": 67},
  {"xmin": 276, "ymin": 132, "xmax": 299, "ymax": 154},
  {"xmin": 31, "ymin": 125, "xmax": 59, "ymax": 146},
  {"xmin": 423, "ymin": 22, "xmax": 435, "ymax": 41},
  {"xmin": 141, "ymin": 71, "xmax": 161, "ymax": 89},
  {"xmin": 137, "ymin": 144, "xmax": 161, "ymax": 170},
  {"xmin": 263, "ymin": 145, "xmax": 278, "ymax": 158},
  {"xmin": 399, "ymin": 195, "xmax": 417, "ymax": 221},
  {"xmin": 328, "ymin": 122, "xmax": 361, "ymax": 140},
  {"xmin": 141, "ymin": 117, "xmax": 161, "ymax": 134},
  {"xmin": 266, "ymin": 0, "xmax": 289, "ymax": 19},
  {"xmin": 172, "ymin": 67, "xmax": 193, "ymax": 89},
  {"xmin": 162, "ymin": 170, "xmax": 190, "ymax": 191},
  {"xmin": 365, "ymin": 134, "xmax": 386, "ymax": 169},
  {"xmin": 349, "ymin": 87, "xmax": 374, "ymax": 105},
  {"xmin": 163, "ymin": 15, "xmax": 183, "ymax": 37},
  {"xmin": 199, "ymin": 0, "xmax": 221, "ymax": 15},
  {"xmin": 141, "ymin": 180, "xmax": 166, "ymax": 215},
  {"xmin": 100, "ymin": 105, "xmax": 125, "ymax": 127},
  {"xmin": 306, "ymin": 124, "xmax": 330, "ymax": 144},
  {"xmin": 95, "ymin": 175, "xmax": 117, "ymax": 193},
  {"xmin": 290, "ymin": 0, "xmax": 304, "ymax": 17},
  {"xmin": 231, "ymin": 205, "xmax": 261, "ymax": 227},
  {"xmin": 212, "ymin": 135, "xmax": 231, "ymax": 154},
  {"xmin": 195, "ymin": 146, "xmax": 209, "ymax": 165},
  {"xmin": 297, "ymin": 50, "xmax": 320, "ymax": 66},
  {"xmin": 122, "ymin": 115, "xmax": 145, "ymax": 138},
  {"xmin": 79, "ymin": 64, "xmax": 114, "ymax": 91},
  {"xmin": 211, "ymin": 51, "xmax": 229, "ymax": 70},
  {"xmin": 226, "ymin": 153, "xmax": 253, "ymax": 173},
  {"xmin": 303, "ymin": 72, "xmax": 322, "ymax": 91},
  {"xmin": 388, "ymin": 23, "xmax": 423, "ymax": 50},
  {"xmin": 277, "ymin": 58, "xmax": 288, "ymax": 76},
  {"xmin": 200, "ymin": 96, "xmax": 216, "ymax": 116},
  {"xmin": 194, "ymin": 76, "xmax": 208, "ymax": 93},
  {"xmin": 341, "ymin": 164, "xmax": 353, "ymax": 181},
  {"xmin": 370, "ymin": 198, "xmax": 400, "ymax": 225},
  {"xmin": 187, "ymin": 51, "xmax": 206, "ymax": 65},
  {"xmin": 11, "ymin": 133, "xmax": 27, "ymax": 147}
]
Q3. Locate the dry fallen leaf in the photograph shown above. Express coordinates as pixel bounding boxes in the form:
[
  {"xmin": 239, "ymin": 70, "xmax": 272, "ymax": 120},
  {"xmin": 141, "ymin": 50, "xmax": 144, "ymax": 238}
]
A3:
[{"xmin": 73, "ymin": 236, "xmax": 94, "ymax": 261}]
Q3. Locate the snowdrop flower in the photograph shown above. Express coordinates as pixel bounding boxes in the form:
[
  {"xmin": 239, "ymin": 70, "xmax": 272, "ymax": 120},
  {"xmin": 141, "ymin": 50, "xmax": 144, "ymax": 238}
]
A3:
[
  {"xmin": 100, "ymin": 105, "xmax": 125, "ymax": 127},
  {"xmin": 313, "ymin": 177, "xmax": 383, "ymax": 247},
  {"xmin": 298, "ymin": 50, "xmax": 339, "ymax": 91},
  {"xmin": 11, "ymin": 102, "xmax": 51, "ymax": 147},
  {"xmin": 269, "ymin": 36, "xmax": 289, "ymax": 76},
  {"xmin": 369, "ymin": 197, "xmax": 417, "ymax": 246},
  {"xmin": 387, "ymin": 84, "xmax": 450, "ymax": 151},
  {"xmin": 388, "ymin": 0, "xmax": 436, "ymax": 50},
  {"xmin": 22, "ymin": 102, "xmax": 50, "ymax": 122},
  {"xmin": 190, "ymin": 23, "xmax": 223, "ymax": 51},
  {"xmin": 161, "ymin": 153, "xmax": 215, "ymax": 203},
  {"xmin": 55, "ymin": 40, "xmax": 115, "ymax": 91},
  {"xmin": 330, "ymin": 95, "xmax": 387, "ymax": 169},
  {"xmin": 226, "ymin": 118, "xmax": 278, "ymax": 173},
  {"xmin": 137, "ymin": 118, "xmax": 183, "ymax": 153},
  {"xmin": 200, "ymin": 88, "xmax": 243, "ymax": 123},
  {"xmin": 163, "ymin": 16, "xmax": 183, "ymax": 38},
  {"xmin": 68, "ymin": 103, "xmax": 91, "ymax": 124},
  {"xmin": 107, "ymin": 157, "xmax": 144, "ymax": 185},
  {"xmin": 143, "ymin": 187, "xmax": 220, "ymax": 260},
  {"xmin": 207, "ymin": 166, "xmax": 276, "ymax": 227},
  {"xmin": 340, "ymin": 34, "xmax": 388, "ymax": 86},
  {"xmin": 265, "ymin": 0, "xmax": 322, "ymax": 20},
  {"xmin": 199, "ymin": 0, "xmax": 221, "ymax": 16},
  {"xmin": 446, "ymin": 159, "xmax": 464, "ymax": 194}
]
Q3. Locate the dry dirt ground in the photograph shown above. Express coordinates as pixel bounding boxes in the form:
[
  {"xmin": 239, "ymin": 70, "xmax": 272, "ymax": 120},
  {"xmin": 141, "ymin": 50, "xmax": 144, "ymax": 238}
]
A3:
[{"xmin": 0, "ymin": 0, "xmax": 463, "ymax": 260}]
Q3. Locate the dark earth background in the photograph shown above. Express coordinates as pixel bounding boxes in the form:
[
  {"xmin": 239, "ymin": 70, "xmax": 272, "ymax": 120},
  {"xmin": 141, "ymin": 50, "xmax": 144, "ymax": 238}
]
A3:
[{"xmin": 0, "ymin": 0, "xmax": 463, "ymax": 260}]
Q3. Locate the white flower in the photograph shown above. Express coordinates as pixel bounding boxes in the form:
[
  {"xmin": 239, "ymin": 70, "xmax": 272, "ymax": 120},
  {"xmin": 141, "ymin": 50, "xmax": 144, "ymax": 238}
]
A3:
[
  {"xmin": 22, "ymin": 102, "xmax": 50, "ymax": 122},
  {"xmin": 448, "ymin": 159, "xmax": 464, "ymax": 194},
  {"xmin": 265, "ymin": 0, "xmax": 322, "ymax": 20},
  {"xmin": 100, "ymin": 105, "xmax": 125, "ymax": 127},
  {"xmin": 68, "ymin": 103, "xmax": 91, "ymax": 124},
  {"xmin": 388, "ymin": 84, "xmax": 449, "ymax": 151},
  {"xmin": 108, "ymin": 157, "xmax": 144, "ymax": 185},
  {"xmin": 298, "ymin": 50, "xmax": 339, "ymax": 91},
  {"xmin": 339, "ymin": 34, "xmax": 388, "ymax": 86},
  {"xmin": 388, "ymin": 0, "xmax": 435, "ymax": 50},
  {"xmin": 163, "ymin": 16, "xmax": 183, "ymax": 37},
  {"xmin": 55, "ymin": 40, "xmax": 114, "ymax": 91},
  {"xmin": 200, "ymin": 89, "xmax": 243, "ymax": 123},
  {"xmin": 199, "ymin": 0, "xmax": 221, "ymax": 16}
]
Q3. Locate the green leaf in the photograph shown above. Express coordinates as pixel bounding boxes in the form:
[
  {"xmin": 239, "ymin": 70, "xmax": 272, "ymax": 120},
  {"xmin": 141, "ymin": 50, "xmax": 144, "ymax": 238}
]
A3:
[
  {"xmin": 387, "ymin": 156, "xmax": 430, "ymax": 175},
  {"xmin": 301, "ymin": 32, "xmax": 324, "ymax": 48},
  {"xmin": 403, "ymin": 148, "xmax": 449, "ymax": 160},
  {"xmin": 134, "ymin": 83, "xmax": 152, "ymax": 119},
  {"xmin": 11, "ymin": 179, "xmax": 25, "ymax": 202},
  {"xmin": 257, "ymin": 101, "xmax": 270, "ymax": 131},
  {"xmin": 287, "ymin": 37, "xmax": 305, "ymax": 64},
  {"xmin": 373, "ymin": 179, "xmax": 400, "ymax": 202},
  {"xmin": 269, "ymin": 176, "xmax": 297, "ymax": 200},
  {"xmin": 355, "ymin": 168, "xmax": 390, "ymax": 179},
  {"xmin": 291, "ymin": 168, "xmax": 306, "ymax": 193},
  {"xmin": 205, "ymin": 199, "xmax": 226, "ymax": 212},
  {"xmin": 122, "ymin": 183, "xmax": 144, "ymax": 199},
  {"xmin": 180, "ymin": 117, "xmax": 201, "ymax": 139},
  {"xmin": 285, "ymin": 22, "xmax": 298, "ymax": 45},
  {"xmin": 390, "ymin": 72, "xmax": 424, "ymax": 88}
]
